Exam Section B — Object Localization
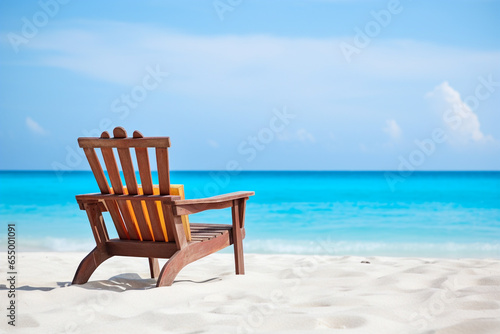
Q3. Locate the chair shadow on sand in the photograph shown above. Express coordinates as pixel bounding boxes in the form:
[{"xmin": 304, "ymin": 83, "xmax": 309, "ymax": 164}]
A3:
[
  {"xmin": 77, "ymin": 273, "xmax": 221, "ymax": 291},
  {"xmin": 0, "ymin": 275, "xmax": 221, "ymax": 292}
]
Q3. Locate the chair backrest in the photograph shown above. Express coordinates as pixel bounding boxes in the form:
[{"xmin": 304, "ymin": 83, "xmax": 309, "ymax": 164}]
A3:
[{"xmin": 78, "ymin": 127, "xmax": 175, "ymax": 242}]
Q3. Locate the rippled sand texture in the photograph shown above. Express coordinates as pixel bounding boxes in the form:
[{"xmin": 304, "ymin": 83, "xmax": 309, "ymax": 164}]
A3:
[{"xmin": 2, "ymin": 253, "xmax": 499, "ymax": 333}]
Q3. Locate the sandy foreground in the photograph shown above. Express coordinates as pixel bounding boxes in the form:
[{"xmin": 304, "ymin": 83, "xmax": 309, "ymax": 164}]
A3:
[{"xmin": 1, "ymin": 252, "xmax": 499, "ymax": 334}]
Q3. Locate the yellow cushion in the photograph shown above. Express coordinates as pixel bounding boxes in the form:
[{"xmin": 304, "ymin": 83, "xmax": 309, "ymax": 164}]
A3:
[{"xmin": 119, "ymin": 184, "xmax": 191, "ymax": 242}]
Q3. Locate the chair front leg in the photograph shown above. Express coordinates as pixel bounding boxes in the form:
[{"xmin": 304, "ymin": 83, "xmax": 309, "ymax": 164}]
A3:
[
  {"xmin": 231, "ymin": 199, "xmax": 246, "ymax": 275},
  {"xmin": 72, "ymin": 247, "xmax": 112, "ymax": 284},
  {"xmin": 72, "ymin": 201, "xmax": 111, "ymax": 285},
  {"xmin": 84, "ymin": 201, "xmax": 110, "ymax": 248}
]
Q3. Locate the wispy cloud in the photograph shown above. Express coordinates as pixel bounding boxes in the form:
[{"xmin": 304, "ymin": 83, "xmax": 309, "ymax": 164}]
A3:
[
  {"xmin": 207, "ymin": 139, "xmax": 219, "ymax": 148},
  {"xmin": 26, "ymin": 117, "xmax": 48, "ymax": 135},
  {"xmin": 297, "ymin": 128, "xmax": 316, "ymax": 143},
  {"xmin": 426, "ymin": 82, "xmax": 493, "ymax": 145},
  {"xmin": 277, "ymin": 128, "xmax": 316, "ymax": 143},
  {"xmin": 383, "ymin": 119, "xmax": 402, "ymax": 140},
  {"xmin": 21, "ymin": 21, "xmax": 500, "ymax": 103}
]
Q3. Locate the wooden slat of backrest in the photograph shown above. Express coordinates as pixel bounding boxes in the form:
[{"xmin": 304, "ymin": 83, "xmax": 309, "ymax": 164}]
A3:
[
  {"xmin": 133, "ymin": 131, "xmax": 154, "ymax": 194},
  {"xmin": 104, "ymin": 200, "xmax": 130, "ymax": 240},
  {"xmin": 100, "ymin": 148, "xmax": 136, "ymax": 241},
  {"xmin": 101, "ymin": 149, "xmax": 123, "ymax": 193},
  {"xmin": 156, "ymin": 147, "xmax": 175, "ymax": 241},
  {"xmin": 136, "ymin": 150, "xmax": 153, "ymax": 193},
  {"xmin": 134, "ymin": 131, "xmax": 166, "ymax": 242},
  {"xmin": 82, "ymin": 145, "xmax": 130, "ymax": 240},
  {"xmin": 79, "ymin": 137, "xmax": 171, "ymax": 149},
  {"xmin": 82, "ymin": 148, "xmax": 110, "ymax": 194},
  {"xmin": 114, "ymin": 128, "xmax": 154, "ymax": 241},
  {"xmin": 156, "ymin": 148, "xmax": 170, "ymax": 195}
]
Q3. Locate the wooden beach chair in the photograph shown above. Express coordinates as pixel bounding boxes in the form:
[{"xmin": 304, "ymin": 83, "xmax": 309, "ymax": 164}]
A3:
[{"xmin": 72, "ymin": 127, "xmax": 254, "ymax": 287}]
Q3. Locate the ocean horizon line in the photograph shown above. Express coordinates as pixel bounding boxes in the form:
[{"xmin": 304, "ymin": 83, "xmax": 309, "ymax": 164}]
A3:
[{"xmin": 1, "ymin": 169, "xmax": 500, "ymax": 173}]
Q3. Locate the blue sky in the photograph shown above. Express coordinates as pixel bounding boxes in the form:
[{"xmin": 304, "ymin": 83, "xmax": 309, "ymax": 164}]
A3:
[{"xmin": 1, "ymin": 0, "xmax": 499, "ymax": 171}]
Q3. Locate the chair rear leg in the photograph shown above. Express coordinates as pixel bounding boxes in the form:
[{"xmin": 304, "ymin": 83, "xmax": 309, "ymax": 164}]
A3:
[
  {"xmin": 72, "ymin": 247, "xmax": 112, "ymax": 285},
  {"xmin": 148, "ymin": 257, "xmax": 160, "ymax": 278}
]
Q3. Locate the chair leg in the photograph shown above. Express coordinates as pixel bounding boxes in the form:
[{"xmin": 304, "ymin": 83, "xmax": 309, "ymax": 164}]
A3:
[
  {"xmin": 232, "ymin": 202, "xmax": 245, "ymax": 275},
  {"xmin": 233, "ymin": 232, "xmax": 245, "ymax": 275},
  {"xmin": 156, "ymin": 250, "xmax": 189, "ymax": 287},
  {"xmin": 148, "ymin": 257, "xmax": 160, "ymax": 278},
  {"xmin": 72, "ymin": 247, "xmax": 112, "ymax": 284}
]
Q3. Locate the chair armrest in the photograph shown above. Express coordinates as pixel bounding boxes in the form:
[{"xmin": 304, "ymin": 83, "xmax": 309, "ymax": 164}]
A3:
[
  {"xmin": 75, "ymin": 193, "xmax": 181, "ymax": 210},
  {"xmin": 75, "ymin": 191, "xmax": 254, "ymax": 215},
  {"xmin": 173, "ymin": 191, "xmax": 254, "ymax": 205},
  {"xmin": 172, "ymin": 191, "xmax": 254, "ymax": 215}
]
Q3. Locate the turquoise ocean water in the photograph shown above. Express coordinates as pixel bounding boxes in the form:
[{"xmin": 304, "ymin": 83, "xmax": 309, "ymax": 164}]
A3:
[{"xmin": 0, "ymin": 171, "xmax": 499, "ymax": 258}]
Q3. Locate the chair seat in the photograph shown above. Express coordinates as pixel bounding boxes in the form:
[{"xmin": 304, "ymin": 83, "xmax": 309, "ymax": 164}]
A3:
[{"xmin": 189, "ymin": 223, "xmax": 232, "ymax": 242}]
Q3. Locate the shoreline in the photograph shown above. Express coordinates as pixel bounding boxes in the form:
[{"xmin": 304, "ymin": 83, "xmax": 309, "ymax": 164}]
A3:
[
  {"xmin": 1, "ymin": 252, "xmax": 499, "ymax": 333},
  {"xmin": 6, "ymin": 236, "xmax": 500, "ymax": 259}
]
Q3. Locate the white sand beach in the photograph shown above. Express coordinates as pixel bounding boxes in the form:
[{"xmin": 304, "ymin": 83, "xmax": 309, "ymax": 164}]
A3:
[{"xmin": 2, "ymin": 252, "xmax": 500, "ymax": 333}]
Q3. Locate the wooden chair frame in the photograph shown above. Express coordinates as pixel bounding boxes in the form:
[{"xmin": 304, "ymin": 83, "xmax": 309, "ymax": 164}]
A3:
[{"xmin": 72, "ymin": 127, "xmax": 254, "ymax": 287}]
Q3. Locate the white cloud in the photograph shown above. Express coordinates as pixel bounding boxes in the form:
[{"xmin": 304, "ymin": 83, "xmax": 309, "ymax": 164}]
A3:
[
  {"xmin": 383, "ymin": 119, "xmax": 402, "ymax": 140},
  {"xmin": 207, "ymin": 139, "xmax": 219, "ymax": 148},
  {"xmin": 276, "ymin": 131, "xmax": 291, "ymax": 141},
  {"xmin": 297, "ymin": 128, "xmax": 316, "ymax": 143},
  {"xmin": 276, "ymin": 129, "xmax": 316, "ymax": 143},
  {"xmin": 26, "ymin": 117, "xmax": 48, "ymax": 135},
  {"xmin": 23, "ymin": 21, "xmax": 500, "ymax": 104},
  {"xmin": 359, "ymin": 143, "xmax": 368, "ymax": 152},
  {"xmin": 426, "ymin": 82, "xmax": 493, "ymax": 145}
]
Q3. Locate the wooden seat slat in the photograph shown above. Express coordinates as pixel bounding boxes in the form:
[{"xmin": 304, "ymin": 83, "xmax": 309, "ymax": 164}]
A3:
[
  {"xmin": 190, "ymin": 223, "xmax": 232, "ymax": 228},
  {"xmin": 191, "ymin": 233, "xmax": 226, "ymax": 236},
  {"xmin": 190, "ymin": 226, "xmax": 230, "ymax": 231}
]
